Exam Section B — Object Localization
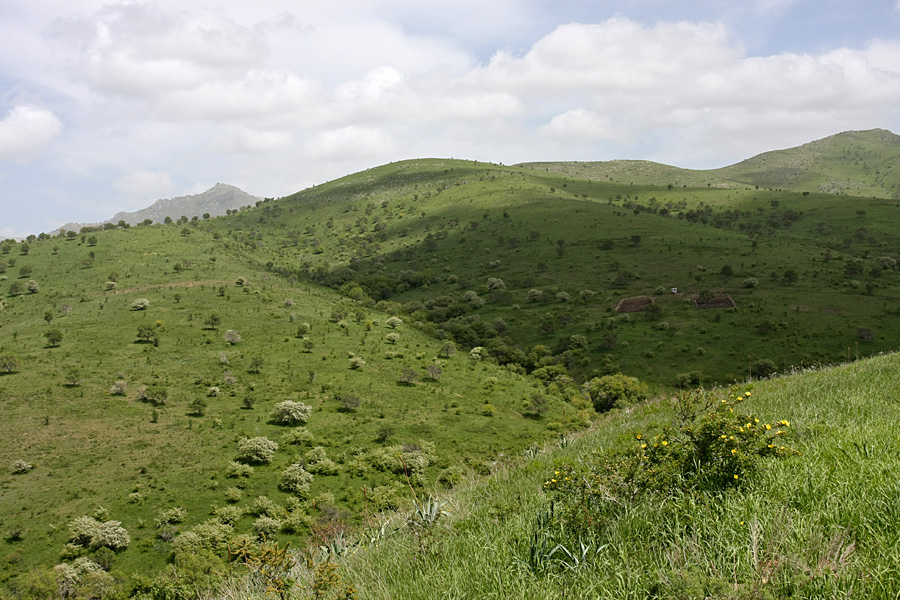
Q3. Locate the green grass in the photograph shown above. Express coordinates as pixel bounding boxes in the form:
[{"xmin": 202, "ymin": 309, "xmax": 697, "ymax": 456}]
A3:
[
  {"xmin": 203, "ymin": 352, "xmax": 900, "ymax": 599},
  {"xmin": 0, "ymin": 224, "xmax": 582, "ymax": 584}
]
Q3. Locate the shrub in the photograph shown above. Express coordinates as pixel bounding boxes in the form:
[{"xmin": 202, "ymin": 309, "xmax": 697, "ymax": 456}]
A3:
[
  {"xmin": 280, "ymin": 464, "xmax": 314, "ymax": 496},
  {"xmin": 13, "ymin": 460, "xmax": 33, "ymax": 474},
  {"xmin": 304, "ymin": 447, "xmax": 339, "ymax": 475},
  {"xmin": 385, "ymin": 332, "xmax": 401, "ymax": 344},
  {"xmin": 137, "ymin": 383, "xmax": 168, "ymax": 405},
  {"xmin": 225, "ymin": 461, "xmax": 254, "ymax": 478},
  {"xmin": 110, "ymin": 380, "xmax": 127, "ymax": 396},
  {"xmin": 751, "ymin": 359, "xmax": 777, "ymax": 379},
  {"xmin": 282, "ymin": 427, "xmax": 315, "ymax": 446},
  {"xmin": 386, "ymin": 316, "xmax": 403, "ymax": 328},
  {"xmin": 743, "ymin": 277, "xmax": 759, "ymax": 288},
  {"xmin": 224, "ymin": 330, "xmax": 241, "ymax": 345},
  {"xmin": 543, "ymin": 388, "xmax": 796, "ymax": 542},
  {"xmin": 582, "ymin": 373, "xmax": 648, "ymax": 412},
  {"xmin": 247, "ymin": 496, "xmax": 280, "ymax": 519},
  {"xmin": 236, "ymin": 437, "xmax": 278, "ymax": 464},
  {"xmin": 130, "ymin": 298, "xmax": 150, "ymax": 310},
  {"xmin": 68, "ymin": 516, "xmax": 130, "ymax": 551},
  {"xmin": 269, "ymin": 401, "xmax": 312, "ymax": 425},
  {"xmin": 349, "ymin": 356, "xmax": 366, "ymax": 370},
  {"xmin": 253, "ymin": 517, "xmax": 281, "ymax": 539},
  {"xmin": 105, "ymin": 281, "xmax": 117, "ymax": 291},
  {"xmin": 26, "ymin": 280, "xmax": 39, "ymax": 294}
]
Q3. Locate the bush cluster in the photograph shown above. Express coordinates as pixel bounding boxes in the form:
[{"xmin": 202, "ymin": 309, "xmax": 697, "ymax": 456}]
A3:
[{"xmin": 543, "ymin": 388, "xmax": 796, "ymax": 536}]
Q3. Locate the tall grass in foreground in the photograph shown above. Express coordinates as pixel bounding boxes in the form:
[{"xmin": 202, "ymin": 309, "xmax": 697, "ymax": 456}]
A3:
[{"xmin": 208, "ymin": 353, "xmax": 900, "ymax": 599}]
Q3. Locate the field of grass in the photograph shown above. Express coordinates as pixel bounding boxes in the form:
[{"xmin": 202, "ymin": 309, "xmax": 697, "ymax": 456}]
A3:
[
  {"xmin": 0, "ymin": 224, "xmax": 582, "ymax": 588},
  {"xmin": 206, "ymin": 351, "xmax": 900, "ymax": 599}
]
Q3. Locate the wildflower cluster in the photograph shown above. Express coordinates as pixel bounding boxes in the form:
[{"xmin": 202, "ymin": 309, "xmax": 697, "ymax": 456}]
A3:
[
  {"xmin": 628, "ymin": 388, "xmax": 796, "ymax": 493},
  {"xmin": 543, "ymin": 388, "xmax": 797, "ymax": 519}
]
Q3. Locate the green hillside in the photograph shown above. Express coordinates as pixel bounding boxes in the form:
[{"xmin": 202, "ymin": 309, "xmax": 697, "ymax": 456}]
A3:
[
  {"xmin": 240, "ymin": 351, "xmax": 900, "ymax": 599},
  {"xmin": 208, "ymin": 147, "xmax": 900, "ymax": 389},
  {"xmin": 0, "ymin": 225, "xmax": 582, "ymax": 588},
  {"xmin": 2, "ymin": 129, "xmax": 900, "ymax": 597},
  {"xmin": 520, "ymin": 128, "xmax": 900, "ymax": 198}
]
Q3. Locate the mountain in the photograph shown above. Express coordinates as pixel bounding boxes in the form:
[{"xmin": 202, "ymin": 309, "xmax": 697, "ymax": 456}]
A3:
[{"xmin": 54, "ymin": 183, "xmax": 260, "ymax": 233}]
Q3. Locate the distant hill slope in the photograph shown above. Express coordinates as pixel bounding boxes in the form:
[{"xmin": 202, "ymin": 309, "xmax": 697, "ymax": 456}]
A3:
[
  {"xmin": 519, "ymin": 128, "xmax": 900, "ymax": 198},
  {"xmin": 55, "ymin": 183, "xmax": 260, "ymax": 232}
]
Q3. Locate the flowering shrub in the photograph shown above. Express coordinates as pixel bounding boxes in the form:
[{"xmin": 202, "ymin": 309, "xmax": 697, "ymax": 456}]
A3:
[
  {"xmin": 236, "ymin": 436, "xmax": 278, "ymax": 464},
  {"xmin": 543, "ymin": 388, "xmax": 796, "ymax": 536},
  {"xmin": 269, "ymin": 401, "xmax": 312, "ymax": 425},
  {"xmin": 280, "ymin": 463, "xmax": 314, "ymax": 497}
]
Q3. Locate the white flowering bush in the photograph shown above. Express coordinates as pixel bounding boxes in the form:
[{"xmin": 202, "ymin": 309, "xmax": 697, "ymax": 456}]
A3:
[
  {"xmin": 269, "ymin": 401, "xmax": 312, "ymax": 425},
  {"xmin": 280, "ymin": 463, "xmax": 314, "ymax": 497},
  {"xmin": 236, "ymin": 436, "xmax": 278, "ymax": 464}
]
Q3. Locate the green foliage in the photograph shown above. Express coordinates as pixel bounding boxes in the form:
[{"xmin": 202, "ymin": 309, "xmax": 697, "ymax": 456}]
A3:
[
  {"xmin": 280, "ymin": 463, "xmax": 314, "ymax": 497},
  {"xmin": 67, "ymin": 515, "xmax": 130, "ymax": 551},
  {"xmin": 43, "ymin": 328, "xmax": 63, "ymax": 347},
  {"xmin": 581, "ymin": 373, "xmax": 648, "ymax": 412},
  {"xmin": 269, "ymin": 400, "xmax": 312, "ymax": 425},
  {"xmin": 0, "ymin": 353, "xmax": 20, "ymax": 373},
  {"xmin": 236, "ymin": 436, "xmax": 278, "ymax": 464}
]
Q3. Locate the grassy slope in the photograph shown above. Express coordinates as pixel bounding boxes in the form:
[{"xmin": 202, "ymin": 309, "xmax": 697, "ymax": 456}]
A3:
[
  {"xmin": 0, "ymin": 224, "xmax": 580, "ymax": 579},
  {"xmin": 519, "ymin": 128, "xmax": 900, "ymax": 198},
  {"xmin": 219, "ymin": 155, "xmax": 900, "ymax": 389},
  {"xmin": 299, "ymin": 352, "xmax": 900, "ymax": 599}
]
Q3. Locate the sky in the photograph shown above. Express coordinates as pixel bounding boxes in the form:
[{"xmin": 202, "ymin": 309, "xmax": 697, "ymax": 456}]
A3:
[{"xmin": 2, "ymin": 0, "xmax": 900, "ymax": 238}]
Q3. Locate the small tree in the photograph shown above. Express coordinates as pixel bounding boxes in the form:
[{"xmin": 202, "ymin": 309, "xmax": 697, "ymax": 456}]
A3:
[
  {"xmin": 269, "ymin": 401, "xmax": 312, "ymax": 425},
  {"xmin": 0, "ymin": 353, "xmax": 20, "ymax": 373},
  {"xmin": 138, "ymin": 383, "xmax": 168, "ymax": 405},
  {"xmin": 386, "ymin": 316, "xmax": 403, "ymax": 329},
  {"xmin": 204, "ymin": 314, "xmax": 221, "ymax": 330},
  {"xmin": 8, "ymin": 281, "xmax": 23, "ymax": 296},
  {"xmin": 136, "ymin": 324, "xmax": 155, "ymax": 343},
  {"xmin": 582, "ymin": 373, "xmax": 648, "ymax": 412},
  {"xmin": 45, "ymin": 328, "xmax": 63, "ymax": 347},
  {"xmin": 130, "ymin": 298, "xmax": 150, "ymax": 311}
]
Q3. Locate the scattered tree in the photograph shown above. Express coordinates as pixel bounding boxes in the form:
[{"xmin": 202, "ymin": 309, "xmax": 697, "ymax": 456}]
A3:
[
  {"xmin": 136, "ymin": 324, "xmax": 155, "ymax": 343},
  {"xmin": 44, "ymin": 328, "xmax": 63, "ymax": 347},
  {"xmin": 0, "ymin": 353, "xmax": 20, "ymax": 373}
]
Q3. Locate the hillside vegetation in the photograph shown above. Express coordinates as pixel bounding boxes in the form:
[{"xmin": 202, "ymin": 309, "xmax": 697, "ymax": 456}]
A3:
[
  {"xmin": 207, "ymin": 351, "xmax": 900, "ymax": 599},
  {"xmin": 1, "ymin": 128, "xmax": 899, "ymax": 598}
]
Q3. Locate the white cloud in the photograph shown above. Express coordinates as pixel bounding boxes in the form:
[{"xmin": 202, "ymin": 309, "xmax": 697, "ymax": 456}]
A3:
[
  {"xmin": 540, "ymin": 109, "xmax": 624, "ymax": 142},
  {"xmin": 210, "ymin": 125, "xmax": 293, "ymax": 154},
  {"xmin": 0, "ymin": 105, "xmax": 63, "ymax": 161},
  {"xmin": 47, "ymin": 4, "xmax": 266, "ymax": 97},
  {"xmin": 113, "ymin": 170, "xmax": 174, "ymax": 197},
  {"xmin": 306, "ymin": 126, "xmax": 397, "ymax": 160}
]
